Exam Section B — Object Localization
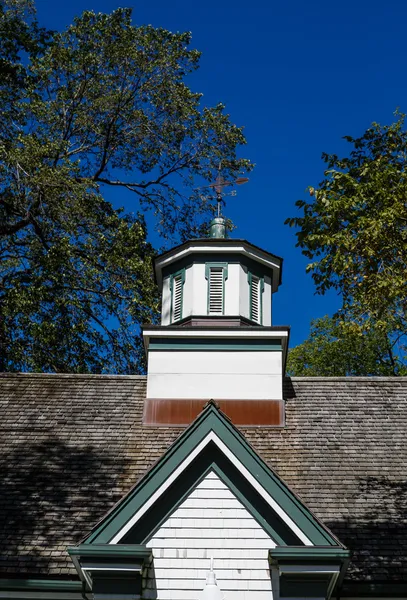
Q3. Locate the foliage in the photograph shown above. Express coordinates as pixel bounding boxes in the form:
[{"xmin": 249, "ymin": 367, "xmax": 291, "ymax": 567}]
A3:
[
  {"xmin": 287, "ymin": 316, "xmax": 406, "ymax": 376},
  {"xmin": 286, "ymin": 113, "xmax": 407, "ymax": 374},
  {"xmin": 0, "ymin": 3, "xmax": 251, "ymax": 373}
]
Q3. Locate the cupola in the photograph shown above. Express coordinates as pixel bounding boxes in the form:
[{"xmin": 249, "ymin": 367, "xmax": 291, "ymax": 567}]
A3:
[{"xmin": 143, "ymin": 217, "xmax": 289, "ymax": 426}]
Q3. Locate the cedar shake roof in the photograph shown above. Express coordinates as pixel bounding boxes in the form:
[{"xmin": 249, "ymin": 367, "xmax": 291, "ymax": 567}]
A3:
[{"xmin": 0, "ymin": 373, "xmax": 406, "ymax": 587}]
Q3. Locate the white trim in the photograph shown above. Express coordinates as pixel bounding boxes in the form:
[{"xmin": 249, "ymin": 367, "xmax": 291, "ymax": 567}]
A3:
[
  {"xmin": 156, "ymin": 243, "xmax": 281, "ymax": 272},
  {"xmin": 109, "ymin": 431, "xmax": 312, "ymax": 546}
]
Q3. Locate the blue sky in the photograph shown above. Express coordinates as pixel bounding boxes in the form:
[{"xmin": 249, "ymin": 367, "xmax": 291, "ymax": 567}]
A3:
[{"xmin": 34, "ymin": 0, "xmax": 406, "ymax": 346}]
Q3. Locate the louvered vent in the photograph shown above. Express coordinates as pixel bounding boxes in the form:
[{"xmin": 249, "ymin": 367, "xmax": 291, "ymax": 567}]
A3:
[
  {"xmin": 251, "ymin": 275, "xmax": 261, "ymax": 323},
  {"xmin": 208, "ymin": 267, "xmax": 224, "ymax": 314},
  {"xmin": 172, "ymin": 274, "xmax": 183, "ymax": 322}
]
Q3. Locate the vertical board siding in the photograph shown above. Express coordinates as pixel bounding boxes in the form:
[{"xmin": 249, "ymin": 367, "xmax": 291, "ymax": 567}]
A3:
[{"xmin": 143, "ymin": 471, "xmax": 274, "ymax": 600}]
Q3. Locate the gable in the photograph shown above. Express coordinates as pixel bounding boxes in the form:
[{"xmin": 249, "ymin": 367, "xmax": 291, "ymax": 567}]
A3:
[
  {"xmin": 68, "ymin": 402, "xmax": 349, "ymax": 600},
  {"xmin": 143, "ymin": 471, "xmax": 274, "ymax": 600},
  {"xmin": 84, "ymin": 402, "xmax": 340, "ymax": 547}
]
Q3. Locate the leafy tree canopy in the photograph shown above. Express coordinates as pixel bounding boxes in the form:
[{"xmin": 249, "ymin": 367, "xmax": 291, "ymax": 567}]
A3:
[
  {"xmin": 287, "ymin": 316, "xmax": 406, "ymax": 376},
  {"xmin": 0, "ymin": 1, "xmax": 251, "ymax": 373},
  {"xmin": 286, "ymin": 113, "xmax": 407, "ymax": 375}
]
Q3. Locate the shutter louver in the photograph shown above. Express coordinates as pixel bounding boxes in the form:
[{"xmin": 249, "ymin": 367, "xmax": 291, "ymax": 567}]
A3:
[
  {"xmin": 251, "ymin": 275, "xmax": 260, "ymax": 323},
  {"xmin": 209, "ymin": 267, "xmax": 224, "ymax": 314},
  {"xmin": 172, "ymin": 275, "xmax": 183, "ymax": 322}
]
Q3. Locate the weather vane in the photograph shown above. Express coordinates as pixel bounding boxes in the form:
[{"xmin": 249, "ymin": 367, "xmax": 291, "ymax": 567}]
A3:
[{"xmin": 197, "ymin": 161, "xmax": 249, "ymax": 218}]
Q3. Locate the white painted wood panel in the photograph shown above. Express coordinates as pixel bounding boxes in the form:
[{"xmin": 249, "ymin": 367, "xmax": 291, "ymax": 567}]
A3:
[
  {"xmin": 224, "ymin": 263, "xmax": 240, "ymax": 314},
  {"xmin": 147, "ymin": 373, "xmax": 282, "ymax": 400},
  {"xmin": 148, "ymin": 351, "xmax": 282, "ymax": 375},
  {"xmin": 182, "ymin": 265, "xmax": 194, "ymax": 320},
  {"xmin": 147, "ymin": 351, "xmax": 283, "ymax": 400},
  {"xmin": 142, "ymin": 471, "xmax": 275, "ymax": 600},
  {"xmin": 161, "ymin": 277, "xmax": 171, "ymax": 326},
  {"xmin": 238, "ymin": 264, "xmax": 250, "ymax": 321},
  {"xmin": 263, "ymin": 275, "xmax": 272, "ymax": 326},
  {"xmin": 192, "ymin": 263, "xmax": 208, "ymax": 315}
]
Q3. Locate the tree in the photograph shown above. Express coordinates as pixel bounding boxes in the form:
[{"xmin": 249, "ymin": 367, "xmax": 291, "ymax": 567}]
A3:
[
  {"xmin": 286, "ymin": 114, "xmax": 407, "ymax": 374},
  {"xmin": 0, "ymin": 0, "xmax": 49, "ymax": 118},
  {"xmin": 0, "ymin": 3, "xmax": 251, "ymax": 373},
  {"xmin": 287, "ymin": 316, "xmax": 406, "ymax": 376}
]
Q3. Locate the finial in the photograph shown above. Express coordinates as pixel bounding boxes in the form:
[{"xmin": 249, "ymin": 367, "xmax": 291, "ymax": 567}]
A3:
[{"xmin": 196, "ymin": 161, "xmax": 249, "ymax": 239}]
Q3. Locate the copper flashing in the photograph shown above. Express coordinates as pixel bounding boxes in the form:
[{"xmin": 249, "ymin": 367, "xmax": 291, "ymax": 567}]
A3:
[{"xmin": 143, "ymin": 398, "xmax": 284, "ymax": 427}]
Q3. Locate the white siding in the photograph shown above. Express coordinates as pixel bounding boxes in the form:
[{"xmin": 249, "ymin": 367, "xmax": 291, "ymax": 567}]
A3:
[
  {"xmin": 182, "ymin": 265, "xmax": 194, "ymax": 320},
  {"xmin": 239, "ymin": 265, "xmax": 250, "ymax": 321},
  {"xmin": 161, "ymin": 276, "xmax": 172, "ymax": 326},
  {"xmin": 263, "ymin": 275, "xmax": 272, "ymax": 326},
  {"xmin": 147, "ymin": 350, "xmax": 283, "ymax": 400},
  {"xmin": 143, "ymin": 471, "xmax": 275, "ymax": 600},
  {"xmin": 224, "ymin": 263, "xmax": 240, "ymax": 315}
]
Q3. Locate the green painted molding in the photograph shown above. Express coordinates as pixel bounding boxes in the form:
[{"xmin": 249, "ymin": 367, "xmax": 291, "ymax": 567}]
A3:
[
  {"xmin": 67, "ymin": 544, "xmax": 151, "ymax": 559},
  {"xmin": 149, "ymin": 337, "xmax": 282, "ymax": 351},
  {"xmin": 204, "ymin": 262, "xmax": 229, "ymax": 280},
  {"xmin": 169, "ymin": 268, "xmax": 186, "ymax": 323},
  {"xmin": 269, "ymin": 546, "xmax": 349, "ymax": 563},
  {"xmin": 0, "ymin": 578, "xmax": 82, "ymax": 591},
  {"xmin": 85, "ymin": 402, "xmax": 343, "ymax": 547},
  {"xmin": 122, "ymin": 455, "xmax": 299, "ymax": 547}
]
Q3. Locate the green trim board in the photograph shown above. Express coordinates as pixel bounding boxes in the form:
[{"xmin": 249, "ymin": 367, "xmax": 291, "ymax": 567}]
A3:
[
  {"xmin": 121, "ymin": 449, "xmax": 300, "ymax": 546},
  {"xmin": 67, "ymin": 544, "xmax": 151, "ymax": 598},
  {"xmin": 270, "ymin": 546, "xmax": 350, "ymax": 600},
  {"xmin": 68, "ymin": 544, "xmax": 151, "ymax": 560},
  {"xmin": 269, "ymin": 546, "xmax": 350, "ymax": 563},
  {"xmin": 0, "ymin": 579, "xmax": 82, "ymax": 592},
  {"xmin": 148, "ymin": 337, "xmax": 282, "ymax": 351},
  {"xmin": 3, "ymin": 577, "xmax": 403, "ymax": 599},
  {"xmin": 83, "ymin": 401, "xmax": 344, "ymax": 548},
  {"xmin": 169, "ymin": 268, "xmax": 185, "ymax": 323}
]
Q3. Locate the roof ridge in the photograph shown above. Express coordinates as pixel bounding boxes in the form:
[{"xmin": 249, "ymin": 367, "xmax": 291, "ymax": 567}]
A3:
[
  {"xmin": 287, "ymin": 376, "xmax": 407, "ymax": 381},
  {"xmin": 0, "ymin": 372, "xmax": 147, "ymax": 379}
]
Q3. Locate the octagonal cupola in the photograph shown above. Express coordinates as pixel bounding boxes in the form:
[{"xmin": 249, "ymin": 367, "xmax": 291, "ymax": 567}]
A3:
[
  {"xmin": 143, "ymin": 217, "xmax": 289, "ymax": 427},
  {"xmin": 154, "ymin": 219, "xmax": 283, "ymax": 327}
]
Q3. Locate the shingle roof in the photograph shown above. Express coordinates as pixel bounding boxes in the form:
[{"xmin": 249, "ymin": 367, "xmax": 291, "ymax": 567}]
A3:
[{"xmin": 0, "ymin": 373, "xmax": 406, "ymax": 586}]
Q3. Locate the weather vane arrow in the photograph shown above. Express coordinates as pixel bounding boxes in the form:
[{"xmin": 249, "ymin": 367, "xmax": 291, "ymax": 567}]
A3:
[{"xmin": 196, "ymin": 161, "xmax": 249, "ymax": 217}]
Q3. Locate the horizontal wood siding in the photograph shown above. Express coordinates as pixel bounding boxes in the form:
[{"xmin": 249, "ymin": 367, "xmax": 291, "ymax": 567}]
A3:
[{"xmin": 143, "ymin": 471, "xmax": 274, "ymax": 600}]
